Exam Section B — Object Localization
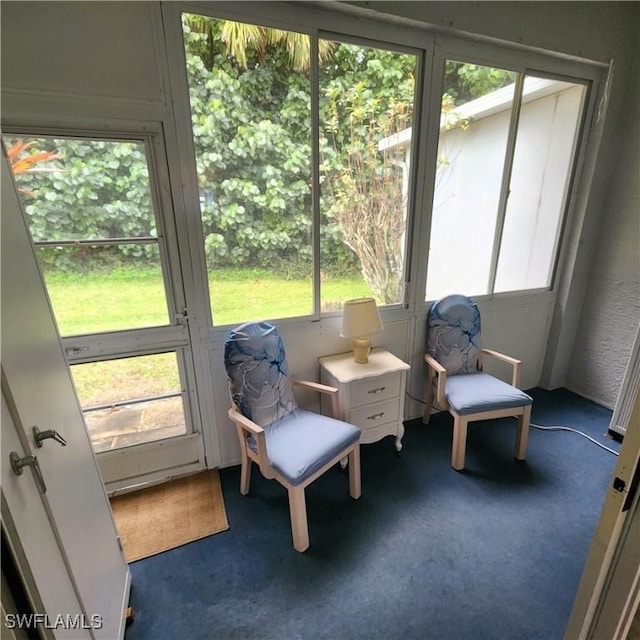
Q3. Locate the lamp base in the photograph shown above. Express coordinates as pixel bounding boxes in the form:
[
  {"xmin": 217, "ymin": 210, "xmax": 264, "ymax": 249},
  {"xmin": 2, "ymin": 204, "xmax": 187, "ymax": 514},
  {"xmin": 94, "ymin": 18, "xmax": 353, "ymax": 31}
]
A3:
[{"xmin": 351, "ymin": 336, "xmax": 372, "ymax": 364}]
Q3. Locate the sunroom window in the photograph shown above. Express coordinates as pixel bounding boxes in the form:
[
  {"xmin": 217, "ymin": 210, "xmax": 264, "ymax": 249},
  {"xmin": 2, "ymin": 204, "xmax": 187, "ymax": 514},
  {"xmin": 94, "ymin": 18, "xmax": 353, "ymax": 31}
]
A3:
[
  {"xmin": 3, "ymin": 136, "xmax": 169, "ymax": 334},
  {"xmin": 426, "ymin": 62, "xmax": 517, "ymax": 301},
  {"xmin": 494, "ymin": 76, "xmax": 587, "ymax": 293},
  {"xmin": 182, "ymin": 14, "xmax": 418, "ymax": 325},
  {"xmin": 319, "ymin": 39, "xmax": 418, "ymax": 311},
  {"xmin": 426, "ymin": 61, "xmax": 587, "ymax": 301},
  {"xmin": 183, "ymin": 15, "xmax": 313, "ymax": 325}
]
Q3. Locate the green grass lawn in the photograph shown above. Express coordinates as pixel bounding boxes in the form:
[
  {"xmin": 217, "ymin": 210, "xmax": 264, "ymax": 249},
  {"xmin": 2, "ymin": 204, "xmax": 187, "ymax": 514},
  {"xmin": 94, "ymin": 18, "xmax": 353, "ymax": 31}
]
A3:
[
  {"xmin": 45, "ymin": 267, "xmax": 169, "ymax": 336},
  {"xmin": 45, "ymin": 267, "xmax": 373, "ymax": 404},
  {"xmin": 208, "ymin": 268, "xmax": 374, "ymax": 324},
  {"xmin": 45, "ymin": 267, "xmax": 374, "ymax": 335}
]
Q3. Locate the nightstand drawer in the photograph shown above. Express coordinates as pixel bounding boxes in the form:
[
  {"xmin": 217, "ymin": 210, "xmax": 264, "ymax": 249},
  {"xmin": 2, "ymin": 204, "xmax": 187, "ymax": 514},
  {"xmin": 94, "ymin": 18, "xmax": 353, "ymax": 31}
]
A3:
[
  {"xmin": 319, "ymin": 348, "xmax": 410, "ymax": 452},
  {"xmin": 351, "ymin": 398, "xmax": 400, "ymax": 431},
  {"xmin": 350, "ymin": 372, "xmax": 401, "ymax": 407}
]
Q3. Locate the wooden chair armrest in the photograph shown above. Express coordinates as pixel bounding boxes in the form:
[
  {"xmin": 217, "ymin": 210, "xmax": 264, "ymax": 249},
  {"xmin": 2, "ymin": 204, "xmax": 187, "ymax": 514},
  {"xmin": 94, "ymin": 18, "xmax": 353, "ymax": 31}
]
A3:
[
  {"xmin": 228, "ymin": 406, "xmax": 270, "ymax": 472},
  {"xmin": 481, "ymin": 348, "xmax": 522, "ymax": 388},
  {"xmin": 424, "ymin": 354, "xmax": 446, "ymax": 373},
  {"xmin": 481, "ymin": 348, "xmax": 521, "ymax": 366},
  {"xmin": 424, "ymin": 354, "xmax": 447, "ymax": 407},
  {"xmin": 293, "ymin": 379, "xmax": 341, "ymax": 419},
  {"xmin": 228, "ymin": 406, "xmax": 264, "ymax": 436},
  {"xmin": 293, "ymin": 380, "xmax": 338, "ymax": 395}
]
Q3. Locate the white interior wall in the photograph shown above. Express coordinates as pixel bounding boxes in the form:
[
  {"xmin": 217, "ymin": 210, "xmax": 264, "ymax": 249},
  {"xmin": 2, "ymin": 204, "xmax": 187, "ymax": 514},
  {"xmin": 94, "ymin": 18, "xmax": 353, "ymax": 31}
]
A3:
[
  {"xmin": 2, "ymin": 1, "xmax": 637, "ymax": 469},
  {"xmin": 1, "ymin": 2, "xmax": 166, "ymax": 106}
]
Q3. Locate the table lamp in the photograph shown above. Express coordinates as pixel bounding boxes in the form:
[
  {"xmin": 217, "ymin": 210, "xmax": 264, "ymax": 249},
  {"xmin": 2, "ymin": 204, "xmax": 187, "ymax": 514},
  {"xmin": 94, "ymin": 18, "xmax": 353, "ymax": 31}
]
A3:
[{"xmin": 341, "ymin": 297, "xmax": 384, "ymax": 364}]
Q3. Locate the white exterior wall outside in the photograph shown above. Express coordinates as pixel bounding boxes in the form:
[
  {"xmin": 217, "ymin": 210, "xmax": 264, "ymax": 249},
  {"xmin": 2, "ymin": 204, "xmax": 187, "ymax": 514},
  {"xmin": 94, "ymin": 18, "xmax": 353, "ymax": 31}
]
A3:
[{"xmin": 379, "ymin": 79, "xmax": 585, "ymax": 301}]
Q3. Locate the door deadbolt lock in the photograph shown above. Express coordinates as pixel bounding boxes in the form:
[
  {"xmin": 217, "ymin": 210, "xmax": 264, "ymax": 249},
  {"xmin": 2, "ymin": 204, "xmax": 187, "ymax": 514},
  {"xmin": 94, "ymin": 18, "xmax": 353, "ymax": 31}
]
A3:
[
  {"xmin": 33, "ymin": 425, "xmax": 67, "ymax": 448},
  {"xmin": 9, "ymin": 452, "xmax": 47, "ymax": 494}
]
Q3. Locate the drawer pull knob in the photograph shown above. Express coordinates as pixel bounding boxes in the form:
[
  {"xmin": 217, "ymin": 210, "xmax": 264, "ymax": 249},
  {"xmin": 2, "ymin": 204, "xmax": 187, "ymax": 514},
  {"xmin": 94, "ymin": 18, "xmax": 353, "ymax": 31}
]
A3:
[
  {"xmin": 368, "ymin": 386, "xmax": 386, "ymax": 395},
  {"xmin": 367, "ymin": 412, "xmax": 385, "ymax": 421}
]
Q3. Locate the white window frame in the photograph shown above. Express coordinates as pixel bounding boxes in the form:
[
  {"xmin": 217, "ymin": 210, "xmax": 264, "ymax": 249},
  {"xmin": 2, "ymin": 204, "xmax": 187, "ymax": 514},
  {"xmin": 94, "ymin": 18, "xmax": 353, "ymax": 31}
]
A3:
[
  {"xmin": 163, "ymin": 1, "xmax": 432, "ymax": 330},
  {"xmin": 162, "ymin": 0, "xmax": 609, "ymax": 332},
  {"xmin": 423, "ymin": 59, "xmax": 591, "ymax": 301},
  {"xmin": 316, "ymin": 31, "xmax": 424, "ymax": 314},
  {"xmin": 412, "ymin": 38, "xmax": 607, "ymax": 313}
]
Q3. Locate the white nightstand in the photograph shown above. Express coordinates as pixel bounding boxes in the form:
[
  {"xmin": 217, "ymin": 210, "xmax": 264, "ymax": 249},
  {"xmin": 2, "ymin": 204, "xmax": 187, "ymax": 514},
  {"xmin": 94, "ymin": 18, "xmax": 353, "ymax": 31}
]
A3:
[{"xmin": 319, "ymin": 348, "xmax": 411, "ymax": 452}]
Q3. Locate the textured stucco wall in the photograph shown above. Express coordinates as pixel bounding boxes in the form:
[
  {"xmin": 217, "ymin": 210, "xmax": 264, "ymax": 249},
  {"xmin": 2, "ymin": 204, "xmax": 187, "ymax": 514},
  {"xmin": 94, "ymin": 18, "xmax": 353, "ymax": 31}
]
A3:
[{"xmin": 566, "ymin": 61, "xmax": 640, "ymax": 408}]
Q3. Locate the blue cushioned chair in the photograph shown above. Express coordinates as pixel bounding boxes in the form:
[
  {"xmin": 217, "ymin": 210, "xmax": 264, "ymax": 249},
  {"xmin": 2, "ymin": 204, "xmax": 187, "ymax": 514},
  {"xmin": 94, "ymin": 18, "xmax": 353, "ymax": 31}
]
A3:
[
  {"xmin": 224, "ymin": 321, "xmax": 361, "ymax": 552},
  {"xmin": 423, "ymin": 295, "xmax": 533, "ymax": 470}
]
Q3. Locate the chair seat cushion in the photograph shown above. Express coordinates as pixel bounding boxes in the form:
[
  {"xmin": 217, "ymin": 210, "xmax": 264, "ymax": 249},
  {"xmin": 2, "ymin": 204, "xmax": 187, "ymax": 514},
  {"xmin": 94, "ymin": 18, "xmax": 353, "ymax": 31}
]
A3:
[
  {"xmin": 445, "ymin": 372, "xmax": 532, "ymax": 416},
  {"xmin": 254, "ymin": 409, "xmax": 360, "ymax": 486}
]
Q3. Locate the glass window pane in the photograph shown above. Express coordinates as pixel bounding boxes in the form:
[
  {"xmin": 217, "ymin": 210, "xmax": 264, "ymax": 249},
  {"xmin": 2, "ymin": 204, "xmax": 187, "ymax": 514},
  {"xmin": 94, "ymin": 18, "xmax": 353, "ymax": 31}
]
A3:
[
  {"xmin": 319, "ymin": 41, "xmax": 418, "ymax": 309},
  {"xmin": 182, "ymin": 14, "xmax": 313, "ymax": 325},
  {"xmin": 37, "ymin": 245, "xmax": 169, "ymax": 335},
  {"xmin": 71, "ymin": 353, "xmax": 187, "ymax": 453},
  {"xmin": 4, "ymin": 134, "xmax": 171, "ymax": 336},
  {"xmin": 494, "ymin": 77, "xmax": 586, "ymax": 293},
  {"xmin": 426, "ymin": 62, "xmax": 516, "ymax": 301},
  {"xmin": 4, "ymin": 137, "xmax": 156, "ymax": 241}
]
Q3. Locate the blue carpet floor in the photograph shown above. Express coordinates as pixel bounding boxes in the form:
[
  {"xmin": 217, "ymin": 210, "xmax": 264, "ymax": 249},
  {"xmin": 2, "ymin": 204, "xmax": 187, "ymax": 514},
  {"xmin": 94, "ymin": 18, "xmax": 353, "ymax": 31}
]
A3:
[{"xmin": 124, "ymin": 388, "xmax": 619, "ymax": 640}]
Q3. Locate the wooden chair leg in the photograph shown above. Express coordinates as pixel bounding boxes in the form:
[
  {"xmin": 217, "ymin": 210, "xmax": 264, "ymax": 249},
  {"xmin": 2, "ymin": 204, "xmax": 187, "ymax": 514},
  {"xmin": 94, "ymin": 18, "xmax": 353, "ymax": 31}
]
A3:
[
  {"xmin": 288, "ymin": 485, "xmax": 309, "ymax": 552},
  {"xmin": 125, "ymin": 607, "xmax": 135, "ymax": 627},
  {"xmin": 515, "ymin": 404, "xmax": 532, "ymax": 461},
  {"xmin": 348, "ymin": 444, "xmax": 361, "ymax": 500},
  {"xmin": 452, "ymin": 414, "xmax": 468, "ymax": 471},
  {"xmin": 239, "ymin": 447, "xmax": 251, "ymax": 495}
]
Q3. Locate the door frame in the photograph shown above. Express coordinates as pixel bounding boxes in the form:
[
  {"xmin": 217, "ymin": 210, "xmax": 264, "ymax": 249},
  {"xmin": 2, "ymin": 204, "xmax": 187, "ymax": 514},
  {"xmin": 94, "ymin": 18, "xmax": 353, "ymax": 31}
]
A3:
[
  {"xmin": 564, "ymin": 387, "xmax": 640, "ymax": 638},
  {"xmin": 1, "ymin": 125, "xmax": 210, "ymax": 491}
]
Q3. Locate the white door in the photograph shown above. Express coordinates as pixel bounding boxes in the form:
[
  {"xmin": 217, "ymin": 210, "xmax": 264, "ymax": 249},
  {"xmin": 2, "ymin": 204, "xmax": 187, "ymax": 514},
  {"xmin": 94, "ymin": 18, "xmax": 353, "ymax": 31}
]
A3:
[
  {"xmin": 1, "ymin": 152, "xmax": 130, "ymax": 639},
  {"xmin": 565, "ymin": 386, "xmax": 640, "ymax": 639},
  {"xmin": 2, "ymin": 392, "xmax": 90, "ymax": 640}
]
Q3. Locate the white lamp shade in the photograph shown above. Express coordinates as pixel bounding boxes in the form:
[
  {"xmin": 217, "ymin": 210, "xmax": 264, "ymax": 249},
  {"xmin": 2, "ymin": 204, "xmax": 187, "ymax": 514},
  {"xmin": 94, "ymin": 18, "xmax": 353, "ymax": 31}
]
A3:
[{"xmin": 341, "ymin": 298, "xmax": 383, "ymax": 338}]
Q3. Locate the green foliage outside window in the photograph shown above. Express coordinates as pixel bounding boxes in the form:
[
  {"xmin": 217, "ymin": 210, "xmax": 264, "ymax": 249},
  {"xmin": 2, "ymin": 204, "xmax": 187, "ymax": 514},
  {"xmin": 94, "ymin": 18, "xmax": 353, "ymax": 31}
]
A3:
[
  {"xmin": 7, "ymin": 138, "xmax": 157, "ymax": 272},
  {"xmin": 9, "ymin": 16, "xmax": 515, "ymax": 302}
]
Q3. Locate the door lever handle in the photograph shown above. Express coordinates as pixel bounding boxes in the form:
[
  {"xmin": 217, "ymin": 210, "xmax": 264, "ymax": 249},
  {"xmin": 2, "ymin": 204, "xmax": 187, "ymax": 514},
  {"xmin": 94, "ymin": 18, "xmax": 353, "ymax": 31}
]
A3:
[
  {"xmin": 9, "ymin": 452, "xmax": 47, "ymax": 494},
  {"xmin": 33, "ymin": 425, "xmax": 67, "ymax": 448}
]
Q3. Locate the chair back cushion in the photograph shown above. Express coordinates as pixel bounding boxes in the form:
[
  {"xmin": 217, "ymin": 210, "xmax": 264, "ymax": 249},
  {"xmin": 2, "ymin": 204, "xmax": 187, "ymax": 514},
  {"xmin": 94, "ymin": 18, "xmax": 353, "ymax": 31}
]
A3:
[
  {"xmin": 224, "ymin": 321, "xmax": 298, "ymax": 427},
  {"xmin": 428, "ymin": 294, "xmax": 482, "ymax": 376}
]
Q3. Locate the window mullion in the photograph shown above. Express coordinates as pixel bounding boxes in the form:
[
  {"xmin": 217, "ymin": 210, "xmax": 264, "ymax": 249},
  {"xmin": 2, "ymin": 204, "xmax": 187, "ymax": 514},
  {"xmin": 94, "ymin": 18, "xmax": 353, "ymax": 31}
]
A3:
[
  {"xmin": 83, "ymin": 390, "xmax": 183, "ymax": 413},
  {"xmin": 311, "ymin": 32, "xmax": 321, "ymax": 320},
  {"xmin": 34, "ymin": 237, "xmax": 159, "ymax": 247},
  {"xmin": 400, "ymin": 49, "xmax": 427, "ymax": 309},
  {"xmin": 487, "ymin": 72, "xmax": 525, "ymax": 295}
]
